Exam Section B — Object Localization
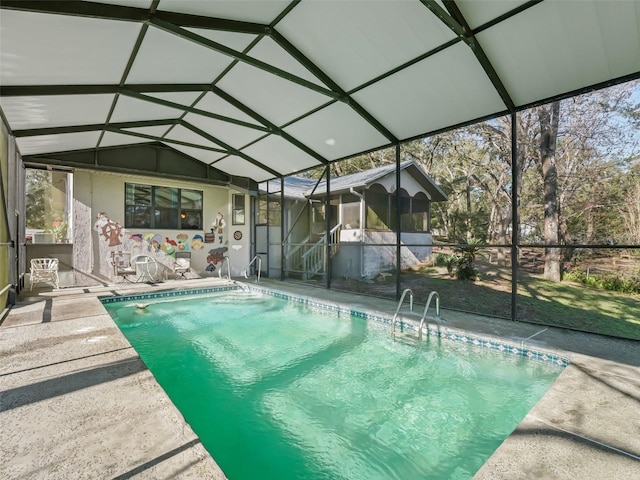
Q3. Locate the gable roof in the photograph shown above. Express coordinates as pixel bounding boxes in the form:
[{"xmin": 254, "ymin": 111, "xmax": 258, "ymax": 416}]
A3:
[
  {"xmin": 1, "ymin": 1, "xmax": 639, "ymax": 184},
  {"xmin": 264, "ymin": 160, "xmax": 447, "ymax": 201}
]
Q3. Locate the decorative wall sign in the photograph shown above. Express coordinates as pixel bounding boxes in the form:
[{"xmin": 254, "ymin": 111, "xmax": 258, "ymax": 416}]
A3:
[{"xmin": 233, "ymin": 230, "xmax": 242, "ymax": 240}]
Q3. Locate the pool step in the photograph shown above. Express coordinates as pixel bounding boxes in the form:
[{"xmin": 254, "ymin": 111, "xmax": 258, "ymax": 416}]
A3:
[{"xmin": 392, "ymin": 330, "xmax": 424, "ymax": 348}]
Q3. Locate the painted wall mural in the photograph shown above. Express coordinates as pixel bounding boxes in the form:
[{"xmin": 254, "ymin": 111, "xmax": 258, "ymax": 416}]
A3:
[
  {"xmin": 212, "ymin": 211, "xmax": 226, "ymax": 244},
  {"xmin": 93, "ymin": 212, "xmax": 219, "ymax": 280},
  {"xmin": 94, "ymin": 212, "xmax": 123, "ymax": 247},
  {"xmin": 94, "ymin": 212, "xmax": 176, "ymax": 279},
  {"xmin": 191, "ymin": 234, "xmax": 204, "ymax": 250},
  {"xmin": 206, "ymin": 246, "xmax": 228, "ymax": 272}
]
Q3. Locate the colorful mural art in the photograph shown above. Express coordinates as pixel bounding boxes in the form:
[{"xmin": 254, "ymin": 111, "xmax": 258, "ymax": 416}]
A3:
[
  {"xmin": 93, "ymin": 211, "xmax": 215, "ymax": 280},
  {"xmin": 206, "ymin": 246, "xmax": 228, "ymax": 272},
  {"xmin": 191, "ymin": 234, "xmax": 204, "ymax": 250},
  {"xmin": 176, "ymin": 233, "xmax": 190, "ymax": 251},
  {"xmin": 212, "ymin": 212, "xmax": 226, "ymax": 244},
  {"xmin": 94, "ymin": 212, "xmax": 174, "ymax": 279},
  {"xmin": 94, "ymin": 212, "xmax": 123, "ymax": 247}
]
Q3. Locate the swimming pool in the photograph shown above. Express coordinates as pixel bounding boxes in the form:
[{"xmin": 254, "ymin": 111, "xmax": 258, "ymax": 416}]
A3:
[{"xmin": 103, "ymin": 287, "xmax": 566, "ymax": 480}]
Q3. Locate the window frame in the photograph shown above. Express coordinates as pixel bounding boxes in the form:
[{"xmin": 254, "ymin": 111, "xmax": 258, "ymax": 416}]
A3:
[
  {"xmin": 232, "ymin": 193, "xmax": 246, "ymax": 225},
  {"xmin": 125, "ymin": 182, "xmax": 203, "ymax": 230}
]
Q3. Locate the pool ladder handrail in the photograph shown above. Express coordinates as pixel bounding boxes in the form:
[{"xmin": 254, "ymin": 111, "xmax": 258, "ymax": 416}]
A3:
[
  {"xmin": 418, "ymin": 291, "xmax": 441, "ymax": 340},
  {"xmin": 391, "ymin": 288, "xmax": 414, "ymax": 338},
  {"xmin": 242, "ymin": 255, "xmax": 262, "ymax": 283},
  {"xmin": 218, "ymin": 256, "xmax": 231, "ymax": 281}
]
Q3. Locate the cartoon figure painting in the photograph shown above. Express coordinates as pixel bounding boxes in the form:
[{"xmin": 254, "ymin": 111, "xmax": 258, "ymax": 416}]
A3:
[
  {"xmin": 191, "ymin": 234, "xmax": 204, "ymax": 250},
  {"xmin": 206, "ymin": 246, "xmax": 228, "ymax": 272},
  {"xmin": 176, "ymin": 233, "xmax": 190, "ymax": 251},
  {"xmin": 212, "ymin": 212, "xmax": 226, "ymax": 244},
  {"xmin": 93, "ymin": 212, "xmax": 123, "ymax": 247}
]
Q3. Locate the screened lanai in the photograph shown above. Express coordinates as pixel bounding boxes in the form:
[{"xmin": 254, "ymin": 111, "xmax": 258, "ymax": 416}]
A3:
[{"xmin": 1, "ymin": 1, "xmax": 640, "ymax": 338}]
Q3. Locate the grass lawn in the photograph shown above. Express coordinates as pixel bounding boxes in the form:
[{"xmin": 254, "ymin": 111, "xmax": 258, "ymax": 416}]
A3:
[{"xmin": 329, "ymin": 264, "xmax": 640, "ymax": 341}]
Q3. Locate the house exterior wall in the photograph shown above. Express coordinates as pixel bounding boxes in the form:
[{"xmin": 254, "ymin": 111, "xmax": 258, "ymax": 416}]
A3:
[
  {"xmin": 373, "ymin": 170, "xmax": 429, "ymax": 197},
  {"xmin": 71, "ymin": 170, "xmax": 249, "ymax": 284},
  {"xmin": 335, "ymin": 229, "xmax": 433, "ymax": 279}
]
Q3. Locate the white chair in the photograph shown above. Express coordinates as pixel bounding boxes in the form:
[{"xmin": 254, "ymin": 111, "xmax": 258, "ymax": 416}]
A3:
[
  {"xmin": 132, "ymin": 254, "xmax": 158, "ymax": 283},
  {"xmin": 111, "ymin": 251, "xmax": 137, "ymax": 283},
  {"xmin": 30, "ymin": 258, "xmax": 60, "ymax": 290},
  {"xmin": 174, "ymin": 252, "xmax": 191, "ymax": 279}
]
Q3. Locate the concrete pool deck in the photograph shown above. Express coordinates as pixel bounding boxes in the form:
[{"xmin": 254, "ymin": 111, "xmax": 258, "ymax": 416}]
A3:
[{"xmin": 1, "ymin": 277, "xmax": 638, "ymax": 479}]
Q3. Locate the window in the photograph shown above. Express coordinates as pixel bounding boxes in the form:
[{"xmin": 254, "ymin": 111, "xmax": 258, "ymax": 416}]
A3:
[
  {"xmin": 125, "ymin": 183, "xmax": 203, "ymax": 229},
  {"xmin": 25, "ymin": 168, "xmax": 73, "ymax": 244},
  {"xmin": 399, "ymin": 191, "xmax": 430, "ymax": 232},
  {"xmin": 232, "ymin": 194, "xmax": 245, "ymax": 225},
  {"xmin": 341, "ymin": 193, "xmax": 360, "ymax": 229},
  {"xmin": 256, "ymin": 195, "xmax": 281, "ymax": 226},
  {"xmin": 410, "ymin": 193, "xmax": 430, "ymax": 232},
  {"xmin": 365, "ymin": 184, "xmax": 390, "ymax": 230},
  {"xmin": 180, "ymin": 189, "xmax": 203, "ymax": 229}
]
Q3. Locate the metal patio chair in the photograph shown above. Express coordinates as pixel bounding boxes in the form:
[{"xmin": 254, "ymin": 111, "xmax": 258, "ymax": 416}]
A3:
[
  {"xmin": 111, "ymin": 251, "xmax": 137, "ymax": 283},
  {"xmin": 174, "ymin": 251, "xmax": 191, "ymax": 279}
]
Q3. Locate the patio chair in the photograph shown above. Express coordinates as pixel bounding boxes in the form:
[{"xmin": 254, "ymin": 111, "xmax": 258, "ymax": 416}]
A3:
[
  {"xmin": 132, "ymin": 254, "xmax": 158, "ymax": 283},
  {"xmin": 174, "ymin": 251, "xmax": 191, "ymax": 279},
  {"xmin": 111, "ymin": 251, "xmax": 137, "ymax": 283},
  {"xmin": 30, "ymin": 258, "xmax": 59, "ymax": 290}
]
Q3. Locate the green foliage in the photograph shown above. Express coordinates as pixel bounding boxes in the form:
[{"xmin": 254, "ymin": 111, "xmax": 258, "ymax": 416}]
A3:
[
  {"xmin": 47, "ymin": 221, "xmax": 69, "ymax": 242},
  {"xmin": 25, "ymin": 169, "xmax": 51, "ymax": 229},
  {"xmin": 435, "ymin": 239, "xmax": 486, "ymax": 280},
  {"xmin": 564, "ymin": 267, "xmax": 640, "ymax": 294}
]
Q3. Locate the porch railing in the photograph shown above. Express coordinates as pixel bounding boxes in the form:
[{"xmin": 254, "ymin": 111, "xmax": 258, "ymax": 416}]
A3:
[
  {"xmin": 283, "ymin": 234, "xmax": 311, "ymax": 273},
  {"xmin": 300, "ymin": 224, "xmax": 342, "ymax": 280}
]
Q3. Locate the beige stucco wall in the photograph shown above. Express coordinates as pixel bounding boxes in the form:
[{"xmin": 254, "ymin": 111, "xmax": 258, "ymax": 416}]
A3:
[{"xmin": 73, "ymin": 170, "xmax": 251, "ymax": 284}]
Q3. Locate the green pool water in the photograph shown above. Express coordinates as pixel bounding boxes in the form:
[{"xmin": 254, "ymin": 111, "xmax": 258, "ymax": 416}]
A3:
[{"xmin": 105, "ymin": 290, "xmax": 563, "ymax": 480}]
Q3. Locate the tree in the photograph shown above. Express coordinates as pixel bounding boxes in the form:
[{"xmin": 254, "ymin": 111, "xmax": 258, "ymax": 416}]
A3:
[
  {"xmin": 536, "ymin": 101, "xmax": 562, "ymax": 281},
  {"xmin": 25, "ymin": 169, "xmax": 52, "ymax": 229}
]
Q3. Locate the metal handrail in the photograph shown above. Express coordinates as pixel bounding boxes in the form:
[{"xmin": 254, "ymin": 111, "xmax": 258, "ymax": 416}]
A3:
[
  {"xmin": 418, "ymin": 291, "xmax": 441, "ymax": 340},
  {"xmin": 242, "ymin": 255, "xmax": 262, "ymax": 283},
  {"xmin": 391, "ymin": 288, "xmax": 413, "ymax": 338},
  {"xmin": 218, "ymin": 256, "xmax": 231, "ymax": 281}
]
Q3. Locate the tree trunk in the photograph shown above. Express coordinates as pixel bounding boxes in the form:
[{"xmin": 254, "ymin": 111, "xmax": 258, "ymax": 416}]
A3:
[
  {"xmin": 466, "ymin": 177, "xmax": 472, "ymax": 241},
  {"xmin": 538, "ymin": 102, "xmax": 562, "ymax": 281}
]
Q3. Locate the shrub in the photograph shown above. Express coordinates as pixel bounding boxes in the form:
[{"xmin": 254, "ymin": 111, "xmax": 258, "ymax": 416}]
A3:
[
  {"xmin": 453, "ymin": 239, "xmax": 484, "ymax": 281},
  {"xmin": 563, "ymin": 267, "xmax": 640, "ymax": 295}
]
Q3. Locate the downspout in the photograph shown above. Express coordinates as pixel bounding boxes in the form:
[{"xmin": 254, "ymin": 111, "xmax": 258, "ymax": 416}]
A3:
[{"xmin": 349, "ymin": 187, "xmax": 365, "ymax": 278}]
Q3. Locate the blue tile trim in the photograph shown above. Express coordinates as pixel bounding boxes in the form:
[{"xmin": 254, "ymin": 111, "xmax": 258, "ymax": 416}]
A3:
[
  {"xmin": 99, "ymin": 285, "xmax": 238, "ymax": 304},
  {"xmin": 100, "ymin": 284, "xmax": 569, "ymax": 368}
]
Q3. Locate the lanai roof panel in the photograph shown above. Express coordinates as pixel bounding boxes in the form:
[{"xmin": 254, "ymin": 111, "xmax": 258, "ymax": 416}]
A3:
[
  {"xmin": 276, "ymin": 0, "xmax": 457, "ymax": 91},
  {"xmin": 477, "ymin": 0, "xmax": 640, "ymax": 106},
  {"xmin": 212, "ymin": 155, "xmax": 274, "ymax": 182},
  {"xmin": 0, "ymin": 0, "xmax": 638, "ymax": 182},
  {"xmin": 168, "ymin": 143, "xmax": 227, "ymax": 164},
  {"xmin": 352, "ymin": 42, "xmax": 506, "ymax": 139},
  {"xmin": 0, "ymin": 9, "xmax": 141, "ymax": 86},
  {"xmin": 15, "ymin": 131, "xmax": 102, "ymax": 156},
  {"xmin": 283, "ymin": 102, "xmax": 390, "ymax": 161},
  {"xmin": 156, "ymin": 0, "xmax": 291, "ymax": 24},
  {"xmin": 0, "ymin": 94, "xmax": 115, "ymax": 130},
  {"xmin": 125, "ymin": 26, "xmax": 236, "ymax": 84}
]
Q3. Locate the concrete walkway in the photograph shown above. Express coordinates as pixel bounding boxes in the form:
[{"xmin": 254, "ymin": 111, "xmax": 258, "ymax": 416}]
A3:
[
  {"xmin": 1, "ymin": 278, "xmax": 638, "ymax": 479},
  {"xmin": 1, "ymin": 278, "xmax": 229, "ymax": 480}
]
